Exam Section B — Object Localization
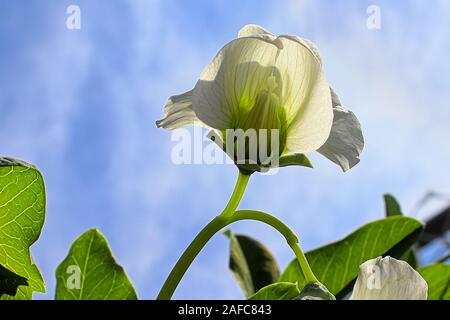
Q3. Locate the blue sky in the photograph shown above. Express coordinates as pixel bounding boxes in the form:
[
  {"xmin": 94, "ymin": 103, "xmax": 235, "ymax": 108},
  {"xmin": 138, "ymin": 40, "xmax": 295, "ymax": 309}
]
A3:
[{"xmin": 1, "ymin": 0, "xmax": 449, "ymax": 299}]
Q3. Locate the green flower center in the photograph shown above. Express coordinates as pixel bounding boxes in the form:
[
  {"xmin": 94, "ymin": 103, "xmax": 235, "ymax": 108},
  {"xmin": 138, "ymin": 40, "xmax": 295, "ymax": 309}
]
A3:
[{"xmin": 224, "ymin": 75, "xmax": 287, "ymax": 170}]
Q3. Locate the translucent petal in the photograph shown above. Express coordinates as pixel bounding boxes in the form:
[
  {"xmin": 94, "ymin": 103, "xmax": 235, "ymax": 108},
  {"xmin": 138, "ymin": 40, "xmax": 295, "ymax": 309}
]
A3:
[
  {"xmin": 237, "ymin": 25, "xmax": 322, "ymax": 66},
  {"xmin": 237, "ymin": 24, "xmax": 277, "ymax": 42},
  {"xmin": 193, "ymin": 35, "xmax": 333, "ymax": 153},
  {"xmin": 192, "ymin": 37, "xmax": 281, "ymax": 130},
  {"xmin": 284, "ymin": 59, "xmax": 333, "ymax": 153},
  {"xmin": 237, "ymin": 26, "xmax": 334, "ymax": 152},
  {"xmin": 318, "ymin": 89, "xmax": 364, "ymax": 171},
  {"xmin": 156, "ymin": 89, "xmax": 208, "ymax": 130}
]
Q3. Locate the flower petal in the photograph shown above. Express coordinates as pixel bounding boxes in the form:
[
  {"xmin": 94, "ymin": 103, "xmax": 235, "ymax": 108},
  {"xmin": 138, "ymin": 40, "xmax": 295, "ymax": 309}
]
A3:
[
  {"xmin": 192, "ymin": 37, "xmax": 283, "ymax": 130},
  {"xmin": 350, "ymin": 256, "xmax": 428, "ymax": 300},
  {"xmin": 156, "ymin": 89, "xmax": 208, "ymax": 130},
  {"xmin": 317, "ymin": 88, "xmax": 364, "ymax": 171},
  {"xmin": 282, "ymin": 42, "xmax": 333, "ymax": 153},
  {"xmin": 237, "ymin": 25, "xmax": 323, "ymax": 66},
  {"xmin": 238, "ymin": 24, "xmax": 276, "ymax": 42},
  {"xmin": 193, "ymin": 26, "xmax": 333, "ymax": 153},
  {"xmin": 279, "ymin": 35, "xmax": 322, "ymax": 66},
  {"xmin": 237, "ymin": 27, "xmax": 333, "ymax": 153},
  {"xmin": 330, "ymin": 87, "xmax": 342, "ymax": 107}
]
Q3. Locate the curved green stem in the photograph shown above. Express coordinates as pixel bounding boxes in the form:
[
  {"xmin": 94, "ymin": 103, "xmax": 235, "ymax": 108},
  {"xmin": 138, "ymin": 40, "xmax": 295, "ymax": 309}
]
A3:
[
  {"xmin": 231, "ymin": 210, "xmax": 298, "ymax": 246},
  {"xmin": 156, "ymin": 172, "xmax": 317, "ymax": 300},
  {"xmin": 220, "ymin": 171, "xmax": 251, "ymax": 218},
  {"xmin": 157, "ymin": 171, "xmax": 251, "ymax": 300},
  {"xmin": 291, "ymin": 243, "xmax": 318, "ymax": 283},
  {"xmin": 232, "ymin": 210, "xmax": 317, "ymax": 283},
  {"xmin": 156, "ymin": 215, "xmax": 230, "ymax": 300}
]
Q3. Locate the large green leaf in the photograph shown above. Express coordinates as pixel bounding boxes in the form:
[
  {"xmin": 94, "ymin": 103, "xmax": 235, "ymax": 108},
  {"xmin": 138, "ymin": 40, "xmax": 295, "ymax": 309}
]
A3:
[
  {"xmin": 248, "ymin": 282, "xmax": 300, "ymax": 300},
  {"xmin": 280, "ymin": 216, "xmax": 423, "ymax": 298},
  {"xmin": 225, "ymin": 230, "xmax": 279, "ymax": 297},
  {"xmin": 0, "ymin": 157, "xmax": 46, "ymax": 299},
  {"xmin": 55, "ymin": 229, "xmax": 138, "ymax": 300},
  {"xmin": 418, "ymin": 264, "xmax": 450, "ymax": 300}
]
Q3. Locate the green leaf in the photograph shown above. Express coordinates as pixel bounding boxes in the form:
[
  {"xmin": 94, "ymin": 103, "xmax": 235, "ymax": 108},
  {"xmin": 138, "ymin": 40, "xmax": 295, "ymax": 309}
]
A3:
[
  {"xmin": 280, "ymin": 216, "xmax": 423, "ymax": 298},
  {"xmin": 0, "ymin": 265, "xmax": 28, "ymax": 298},
  {"xmin": 248, "ymin": 282, "xmax": 300, "ymax": 300},
  {"xmin": 399, "ymin": 249, "xmax": 418, "ymax": 269},
  {"xmin": 225, "ymin": 230, "xmax": 280, "ymax": 297},
  {"xmin": 383, "ymin": 194, "xmax": 417, "ymax": 268},
  {"xmin": 0, "ymin": 157, "xmax": 46, "ymax": 299},
  {"xmin": 278, "ymin": 153, "xmax": 313, "ymax": 168},
  {"xmin": 55, "ymin": 228, "xmax": 138, "ymax": 300},
  {"xmin": 418, "ymin": 264, "xmax": 450, "ymax": 300},
  {"xmin": 383, "ymin": 193, "xmax": 403, "ymax": 216}
]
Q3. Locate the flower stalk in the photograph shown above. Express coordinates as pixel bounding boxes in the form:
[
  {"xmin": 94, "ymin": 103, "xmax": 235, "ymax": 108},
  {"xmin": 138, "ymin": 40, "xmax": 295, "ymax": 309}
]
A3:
[{"xmin": 156, "ymin": 171, "xmax": 317, "ymax": 300}]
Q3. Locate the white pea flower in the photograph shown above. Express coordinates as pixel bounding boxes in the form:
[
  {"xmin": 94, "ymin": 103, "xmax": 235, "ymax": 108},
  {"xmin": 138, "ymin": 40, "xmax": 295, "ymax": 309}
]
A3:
[
  {"xmin": 350, "ymin": 256, "xmax": 428, "ymax": 300},
  {"xmin": 157, "ymin": 24, "xmax": 363, "ymax": 172}
]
